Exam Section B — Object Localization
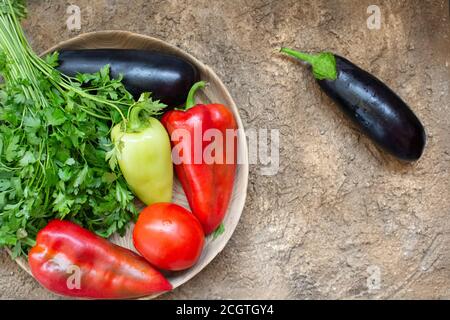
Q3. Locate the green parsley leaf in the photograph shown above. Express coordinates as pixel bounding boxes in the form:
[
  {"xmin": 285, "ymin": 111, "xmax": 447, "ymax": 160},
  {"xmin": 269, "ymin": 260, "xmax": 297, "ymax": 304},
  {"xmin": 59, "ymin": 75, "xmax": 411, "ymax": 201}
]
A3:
[{"xmin": 18, "ymin": 150, "xmax": 36, "ymax": 166}]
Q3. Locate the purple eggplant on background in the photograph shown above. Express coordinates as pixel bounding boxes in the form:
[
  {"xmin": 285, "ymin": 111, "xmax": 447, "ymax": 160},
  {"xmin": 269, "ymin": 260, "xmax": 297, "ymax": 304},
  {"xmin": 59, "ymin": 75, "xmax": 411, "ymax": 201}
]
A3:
[
  {"xmin": 281, "ymin": 48, "xmax": 426, "ymax": 161},
  {"xmin": 57, "ymin": 49, "xmax": 199, "ymax": 107}
]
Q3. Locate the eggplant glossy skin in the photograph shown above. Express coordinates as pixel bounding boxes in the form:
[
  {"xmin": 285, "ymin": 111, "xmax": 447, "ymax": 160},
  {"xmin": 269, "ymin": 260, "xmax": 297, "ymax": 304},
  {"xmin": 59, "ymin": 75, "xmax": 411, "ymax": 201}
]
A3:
[
  {"xmin": 57, "ymin": 49, "xmax": 199, "ymax": 107},
  {"xmin": 318, "ymin": 55, "xmax": 426, "ymax": 161}
]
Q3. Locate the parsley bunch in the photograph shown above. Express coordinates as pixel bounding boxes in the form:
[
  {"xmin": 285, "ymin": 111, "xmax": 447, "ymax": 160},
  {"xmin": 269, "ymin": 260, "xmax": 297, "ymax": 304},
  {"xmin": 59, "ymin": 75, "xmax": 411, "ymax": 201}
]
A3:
[{"xmin": 0, "ymin": 0, "xmax": 140, "ymax": 256}]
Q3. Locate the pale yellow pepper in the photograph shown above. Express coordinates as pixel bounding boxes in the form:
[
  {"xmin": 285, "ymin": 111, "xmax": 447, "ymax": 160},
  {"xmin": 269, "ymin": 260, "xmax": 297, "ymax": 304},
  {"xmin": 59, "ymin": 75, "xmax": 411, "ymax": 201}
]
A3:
[{"xmin": 111, "ymin": 95, "xmax": 173, "ymax": 205}]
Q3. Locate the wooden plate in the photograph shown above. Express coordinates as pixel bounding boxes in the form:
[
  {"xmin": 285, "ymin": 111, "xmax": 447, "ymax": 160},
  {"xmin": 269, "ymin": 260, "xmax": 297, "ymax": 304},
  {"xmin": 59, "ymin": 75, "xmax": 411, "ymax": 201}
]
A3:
[{"xmin": 14, "ymin": 31, "xmax": 249, "ymax": 299}]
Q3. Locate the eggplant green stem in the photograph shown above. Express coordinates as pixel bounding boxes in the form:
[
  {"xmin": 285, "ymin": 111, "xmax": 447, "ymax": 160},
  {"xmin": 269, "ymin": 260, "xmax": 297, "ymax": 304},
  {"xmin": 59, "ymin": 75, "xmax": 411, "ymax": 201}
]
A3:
[
  {"xmin": 280, "ymin": 47, "xmax": 338, "ymax": 81},
  {"xmin": 185, "ymin": 81, "xmax": 207, "ymax": 110},
  {"xmin": 280, "ymin": 48, "xmax": 316, "ymax": 64}
]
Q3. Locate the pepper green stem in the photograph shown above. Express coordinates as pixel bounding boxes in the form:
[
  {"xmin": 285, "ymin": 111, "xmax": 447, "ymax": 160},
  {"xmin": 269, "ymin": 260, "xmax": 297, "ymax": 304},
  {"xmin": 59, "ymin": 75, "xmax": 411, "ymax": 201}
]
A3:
[
  {"xmin": 280, "ymin": 47, "xmax": 338, "ymax": 81},
  {"xmin": 125, "ymin": 93, "xmax": 166, "ymax": 132},
  {"xmin": 185, "ymin": 81, "xmax": 207, "ymax": 110},
  {"xmin": 128, "ymin": 103, "xmax": 146, "ymax": 132}
]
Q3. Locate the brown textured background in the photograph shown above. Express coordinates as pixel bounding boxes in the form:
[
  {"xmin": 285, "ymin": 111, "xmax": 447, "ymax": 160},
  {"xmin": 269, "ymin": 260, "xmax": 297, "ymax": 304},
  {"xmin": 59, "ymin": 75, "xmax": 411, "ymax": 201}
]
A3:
[{"xmin": 1, "ymin": 0, "xmax": 449, "ymax": 299}]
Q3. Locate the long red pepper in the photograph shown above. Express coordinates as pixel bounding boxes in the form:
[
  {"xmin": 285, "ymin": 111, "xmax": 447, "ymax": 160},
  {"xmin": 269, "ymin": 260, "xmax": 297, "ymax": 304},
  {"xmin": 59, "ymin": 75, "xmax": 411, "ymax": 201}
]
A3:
[
  {"xmin": 29, "ymin": 220, "xmax": 172, "ymax": 299},
  {"xmin": 161, "ymin": 81, "xmax": 238, "ymax": 234}
]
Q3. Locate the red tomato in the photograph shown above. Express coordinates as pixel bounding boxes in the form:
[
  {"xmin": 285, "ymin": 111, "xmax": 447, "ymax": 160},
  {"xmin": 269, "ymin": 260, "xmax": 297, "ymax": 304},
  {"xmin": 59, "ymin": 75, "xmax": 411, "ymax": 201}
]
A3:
[{"xmin": 133, "ymin": 203, "xmax": 205, "ymax": 271}]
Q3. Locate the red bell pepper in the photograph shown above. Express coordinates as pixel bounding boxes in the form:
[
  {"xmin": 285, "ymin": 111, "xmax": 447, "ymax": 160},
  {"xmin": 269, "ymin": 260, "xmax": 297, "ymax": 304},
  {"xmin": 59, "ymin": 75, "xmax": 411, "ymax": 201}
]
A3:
[
  {"xmin": 161, "ymin": 81, "xmax": 237, "ymax": 235},
  {"xmin": 28, "ymin": 220, "xmax": 172, "ymax": 299}
]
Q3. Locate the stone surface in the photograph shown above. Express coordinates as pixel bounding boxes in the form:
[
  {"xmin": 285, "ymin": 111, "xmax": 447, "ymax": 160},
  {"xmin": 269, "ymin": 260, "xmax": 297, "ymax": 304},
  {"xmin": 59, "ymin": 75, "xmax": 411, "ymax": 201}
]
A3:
[{"xmin": 1, "ymin": 0, "xmax": 449, "ymax": 299}]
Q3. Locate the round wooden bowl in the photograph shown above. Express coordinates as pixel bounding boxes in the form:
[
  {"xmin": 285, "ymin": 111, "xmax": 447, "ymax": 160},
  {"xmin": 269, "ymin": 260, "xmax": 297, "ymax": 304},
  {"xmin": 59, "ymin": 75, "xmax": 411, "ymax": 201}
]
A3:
[{"xmin": 14, "ymin": 31, "xmax": 249, "ymax": 299}]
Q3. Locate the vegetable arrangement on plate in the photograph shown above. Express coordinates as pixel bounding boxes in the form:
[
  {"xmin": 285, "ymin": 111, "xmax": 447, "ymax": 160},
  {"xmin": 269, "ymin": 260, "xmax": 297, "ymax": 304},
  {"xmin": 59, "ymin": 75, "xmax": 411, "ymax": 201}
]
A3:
[
  {"xmin": 0, "ymin": 0, "xmax": 237, "ymax": 299},
  {"xmin": 0, "ymin": 0, "xmax": 428, "ymax": 301}
]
